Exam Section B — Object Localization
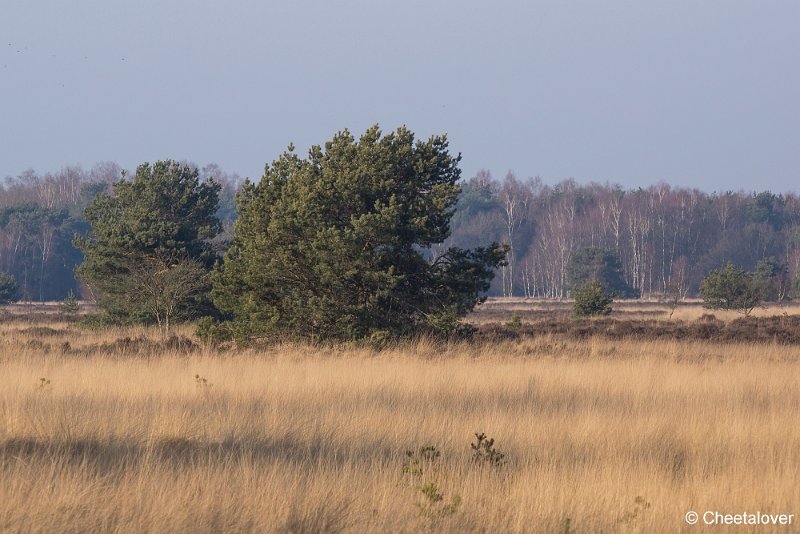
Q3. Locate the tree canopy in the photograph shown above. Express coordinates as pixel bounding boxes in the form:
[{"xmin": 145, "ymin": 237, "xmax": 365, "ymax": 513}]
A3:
[
  {"xmin": 9, "ymin": 155, "xmax": 800, "ymax": 304},
  {"xmin": 75, "ymin": 160, "xmax": 221, "ymax": 323},
  {"xmin": 700, "ymin": 263, "xmax": 762, "ymax": 316},
  {"xmin": 212, "ymin": 126, "xmax": 505, "ymax": 341},
  {"xmin": 566, "ymin": 246, "xmax": 638, "ymax": 298}
]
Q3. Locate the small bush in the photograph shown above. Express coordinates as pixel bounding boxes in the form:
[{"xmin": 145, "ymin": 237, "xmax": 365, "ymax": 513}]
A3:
[
  {"xmin": 471, "ymin": 432, "xmax": 506, "ymax": 468},
  {"xmin": 417, "ymin": 482, "xmax": 461, "ymax": 520},
  {"xmin": 506, "ymin": 313, "xmax": 522, "ymax": 329},
  {"xmin": 60, "ymin": 290, "xmax": 80, "ymax": 314},
  {"xmin": 573, "ymin": 279, "xmax": 613, "ymax": 317},
  {"xmin": 401, "ymin": 444, "xmax": 460, "ymax": 523}
]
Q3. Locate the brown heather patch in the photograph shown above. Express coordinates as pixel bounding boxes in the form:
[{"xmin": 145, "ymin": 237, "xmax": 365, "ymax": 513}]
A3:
[
  {"xmin": 477, "ymin": 313, "xmax": 800, "ymax": 345},
  {"xmin": 476, "ymin": 315, "xmax": 800, "ymax": 345}
]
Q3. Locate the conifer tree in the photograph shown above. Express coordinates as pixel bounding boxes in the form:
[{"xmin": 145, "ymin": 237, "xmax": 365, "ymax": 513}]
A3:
[
  {"xmin": 212, "ymin": 126, "xmax": 505, "ymax": 341},
  {"xmin": 76, "ymin": 160, "xmax": 220, "ymax": 323}
]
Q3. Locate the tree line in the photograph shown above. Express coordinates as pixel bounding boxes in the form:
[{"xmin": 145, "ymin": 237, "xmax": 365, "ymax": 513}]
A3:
[
  {"xmin": 2, "ymin": 133, "xmax": 799, "ymax": 310},
  {"xmin": 443, "ymin": 172, "xmax": 800, "ymax": 300}
]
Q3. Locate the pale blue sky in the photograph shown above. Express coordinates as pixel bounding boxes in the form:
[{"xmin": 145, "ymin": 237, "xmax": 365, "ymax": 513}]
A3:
[{"xmin": 1, "ymin": 0, "xmax": 798, "ymax": 191}]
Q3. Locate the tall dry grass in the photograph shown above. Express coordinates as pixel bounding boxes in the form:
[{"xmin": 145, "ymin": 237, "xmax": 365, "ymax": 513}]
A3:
[{"xmin": 1, "ymin": 318, "xmax": 799, "ymax": 532}]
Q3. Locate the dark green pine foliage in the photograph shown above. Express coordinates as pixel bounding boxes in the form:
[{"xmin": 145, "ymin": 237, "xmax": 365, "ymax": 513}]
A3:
[
  {"xmin": 75, "ymin": 161, "xmax": 221, "ymax": 323},
  {"xmin": 572, "ymin": 279, "xmax": 613, "ymax": 317},
  {"xmin": 700, "ymin": 262, "xmax": 762, "ymax": 316},
  {"xmin": 212, "ymin": 126, "xmax": 506, "ymax": 342},
  {"xmin": 0, "ymin": 272, "xmax": 20, "ymax": 304},
  {"xmin": 567, "ymin": 247, "xmax": 639, "ymax": 298}
]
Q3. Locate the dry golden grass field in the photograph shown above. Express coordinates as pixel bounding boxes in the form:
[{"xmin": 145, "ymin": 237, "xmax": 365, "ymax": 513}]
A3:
[{"xmin": 1, "ymin": 300, "xmax": 799, "ymax": 533}]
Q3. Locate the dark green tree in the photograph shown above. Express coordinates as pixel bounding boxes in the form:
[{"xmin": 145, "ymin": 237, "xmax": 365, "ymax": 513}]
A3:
[
  {"xmin": 753, "ymin": 256, "xmax": 789, "ymax": 302},
  {"xmin": 0, "ymin": 272, "xmax": 20, "ymax": 304},
  {"xmin": 450, "ymin": 171, "xmax": 499, "ymax": 229},
  {"xmin": 567, "ymin": 247, "xmax": 638, "ymax": 298},
  {"xmin": 747, "ymin": 192, "xmax": 784, "ymax": 230},
  {"xmin": 60, "ymin": 290, "xmax": 80, "ymax": 314},
  {"xmin": 572, "ymin": 279, "xmax": 613, "ymax": 317},
  {"xmin": 700, "ymin": 263, "xmax": 762, "ymax": 316},
  {"xmin": 212, "ymin": 126, "xmax": 506, "ymax": 341},
  {"xmin": 75, "ymin": 160, "xmax": 221, "ymax": 323}
]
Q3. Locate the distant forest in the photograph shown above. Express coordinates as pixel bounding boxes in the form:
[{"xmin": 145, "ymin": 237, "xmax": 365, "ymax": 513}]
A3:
[
  {"xmin": 2, "ymin": 163, "xmax": 798, "ymax": 301},
  {"xmin": 439, "ymin": 172, "xmax": 799, "ymax": 299}
]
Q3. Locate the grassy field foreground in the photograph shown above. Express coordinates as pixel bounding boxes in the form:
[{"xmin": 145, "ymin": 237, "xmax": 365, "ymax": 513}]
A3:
[{"xmin": 1, "ymin": 319, "xmax": 799, "ymax": 532}]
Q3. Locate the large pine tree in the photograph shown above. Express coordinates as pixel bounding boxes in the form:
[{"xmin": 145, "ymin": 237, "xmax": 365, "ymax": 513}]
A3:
[{"xmin": 212, "ymin": 126, "xmax": 505, "ymax": 341}]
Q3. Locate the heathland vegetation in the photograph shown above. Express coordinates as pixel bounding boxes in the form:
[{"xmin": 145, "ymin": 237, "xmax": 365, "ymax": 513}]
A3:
[
  {"xmin": 0, "ymin": 303, "xmax": 798, "ymax": 532},
  {"xmin": 2, "ymin": 126, "xmax": 800, "ymax": 531}
]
